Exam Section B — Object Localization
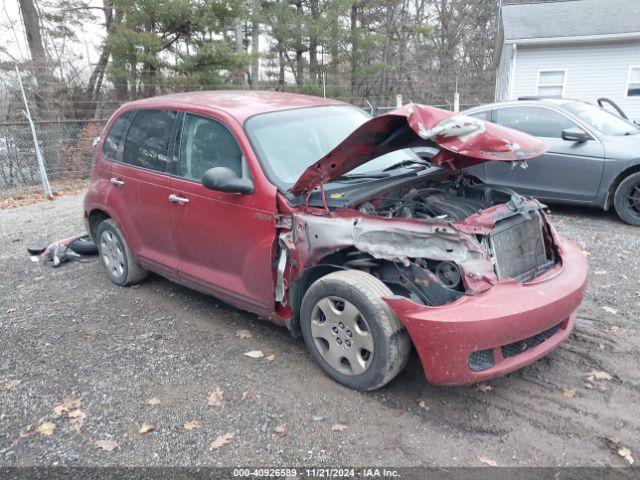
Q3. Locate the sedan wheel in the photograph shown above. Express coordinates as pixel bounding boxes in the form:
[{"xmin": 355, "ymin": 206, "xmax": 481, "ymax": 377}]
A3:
[{"xmin": 614, "ymin": 172, "xmax": 640, "ymax": 226}]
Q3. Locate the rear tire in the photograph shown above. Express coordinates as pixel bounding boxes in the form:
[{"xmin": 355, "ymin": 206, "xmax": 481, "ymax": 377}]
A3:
[
  {"xmin": 300, "ymin": 270, "xmax": 410, "ymax": 391},
  {"xmin": 96, "ymin": 219, "xmax": 147, "ymax": 286},
  {"xmin": 613, "ymin": 172, "xmax": 640, "ymax": 226}
]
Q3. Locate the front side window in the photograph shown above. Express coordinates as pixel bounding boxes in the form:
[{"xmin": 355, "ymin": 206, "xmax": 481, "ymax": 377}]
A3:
[
  {"xmin": 178, "ymin": 114, "xmax": 243, "ymax": 181},
  {"xmin": 537, "ymin": 70, "xmax": 565, "ymax": 97},
  {"xmin": 627, "ymin": 67, "xmax": 640, "ymax": 97},
  {"xmin": 564, "ymin": 102, "xmax": 638, "ymax": 136},
  {"xmin": 496, "ymin": 106, "xmax": 576, "ymax": 138},
  {"xmin": 122, "ymin": 109, "xmax": 177, "ymax": 172},
  {"xmin": 102, "ymin": 112, "xmax": 131, "ymax": 161}
]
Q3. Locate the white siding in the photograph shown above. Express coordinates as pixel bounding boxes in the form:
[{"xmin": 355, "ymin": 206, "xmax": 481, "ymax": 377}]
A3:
[
  {"xmin": 510, "ymin": 41, "xmax": 640, "ymax": 120},
  {"xmin": 495, "ymin": 44, "xmax": 514, "ymax": 101}
]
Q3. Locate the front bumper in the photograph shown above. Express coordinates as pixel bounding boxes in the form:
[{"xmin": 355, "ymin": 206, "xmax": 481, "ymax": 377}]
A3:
[{"xmin": 384, "ymin": 237, "xmax": 588, "ymax": 385}]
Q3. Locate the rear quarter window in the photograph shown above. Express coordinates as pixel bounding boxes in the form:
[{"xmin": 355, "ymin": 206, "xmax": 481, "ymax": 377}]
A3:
[{"xmin": 101, "ymin": 112, "xmax": 132, "ymax": 161}]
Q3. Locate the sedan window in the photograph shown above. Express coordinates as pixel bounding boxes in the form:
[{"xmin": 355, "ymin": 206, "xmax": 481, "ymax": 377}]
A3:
[
  {"xmin": 495, "ymin": 106, "xmax": 575, "ymax": 138},
  {"xmin": 178, "ymin": 114, "xmax": 243, "ymax": 181}
]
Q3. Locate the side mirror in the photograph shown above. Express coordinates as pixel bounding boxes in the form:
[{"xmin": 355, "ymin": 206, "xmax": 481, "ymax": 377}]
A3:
[
  {"xmin": 562, "ymin": 128, "xmax": 591, "ymax": 143},
  {"xmin": 202, "ymin": 167, "xmax": 254, "ymax": 194}
]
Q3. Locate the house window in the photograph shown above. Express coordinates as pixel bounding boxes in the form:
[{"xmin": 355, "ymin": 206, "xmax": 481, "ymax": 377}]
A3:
[
  {"xmin": 627, "ymin": 67, "xmax": 640, "ymax": 97},
  {"xmin": 537, "ymin": 70, "xmax": 565, "ymax": 97}
]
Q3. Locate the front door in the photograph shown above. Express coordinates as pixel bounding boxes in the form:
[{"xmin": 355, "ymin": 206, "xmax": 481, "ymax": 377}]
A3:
[
  {"xmin": 168, "ymin": 112, "xmax": 276, "ymax": 316},
  {"xmin": 485, "ymin": 105, "xmax": 605, "ymax": 202},
  {"xmin": 110, "ymin": 108, "xmax": 180, "ymax": 277}
]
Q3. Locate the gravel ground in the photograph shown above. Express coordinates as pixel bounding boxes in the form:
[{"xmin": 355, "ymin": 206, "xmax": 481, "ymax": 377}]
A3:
[{"xmin": 0, "ymin": 194, "xmax": 638, "ymax": 467}]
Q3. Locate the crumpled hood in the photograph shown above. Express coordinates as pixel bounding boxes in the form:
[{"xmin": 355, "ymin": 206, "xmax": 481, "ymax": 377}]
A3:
[{"xmin": 289, "ymin": 103, "xmax": 546, "ymax": 195}]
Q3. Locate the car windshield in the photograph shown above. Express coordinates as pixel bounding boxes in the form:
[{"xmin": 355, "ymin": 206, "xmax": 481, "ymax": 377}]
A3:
[
  {"xmin": 245, "ymin": 105, "xmax": 420, "ymax": 188},
  {"xmin": 564, "ymin": 102, "xmax": 639, "ymax": 136}
]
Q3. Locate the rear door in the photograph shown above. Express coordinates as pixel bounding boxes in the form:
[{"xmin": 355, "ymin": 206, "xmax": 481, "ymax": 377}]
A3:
[
  {"xmin": 168, "ymin": 112, "xmax": 276, "ymax": 315},
  {"xmin": 108, "ymin": 109, "xmax": 180, "ymax": 277},
  {"xmin": 485, "ymin": 105, "xmax": 605, "ymax": 202}
]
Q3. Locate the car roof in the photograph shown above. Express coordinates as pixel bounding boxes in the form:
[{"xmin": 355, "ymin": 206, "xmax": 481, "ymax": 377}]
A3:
[
  {"xmin": 121, "ymin": 90, "xmax": 347, "ymax": 123},
  {"xmin": 465, "ymin": 98, "xmax": 585, "ymax": 112}
]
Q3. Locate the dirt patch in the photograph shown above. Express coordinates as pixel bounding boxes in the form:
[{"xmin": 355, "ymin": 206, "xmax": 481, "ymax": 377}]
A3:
[
  {"xmin": 0, "ymin": 179, "xmax": 90, "ymax": 210},
  {"xmin": 0, "ymin": 196, "xmax": 638, "ymax": 467}
]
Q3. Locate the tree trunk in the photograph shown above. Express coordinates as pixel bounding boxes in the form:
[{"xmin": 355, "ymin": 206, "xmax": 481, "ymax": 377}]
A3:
[
  {"xmin": 250, "ymin": 0, "xmax": 260, "ymax": 87},
  {"xmin": 294, "ymin": 0, "xmax": 304, "ymax": 86},
  {"xmin": 18, "ymin": 0, "xmax": 47, "ymax": 70},
  {"xmin": 309, "ymin": 0, "xmax": 319, "ymax": 85},
  {"xmin": 350, "ymin": 3, "xmax": 358, "ymax": 98}
]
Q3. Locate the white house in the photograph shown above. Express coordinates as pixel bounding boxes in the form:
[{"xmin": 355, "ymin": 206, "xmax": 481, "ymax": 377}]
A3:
[{"xmin": 494, "ymin": 0, "xmax": 640, "ymax": 120}]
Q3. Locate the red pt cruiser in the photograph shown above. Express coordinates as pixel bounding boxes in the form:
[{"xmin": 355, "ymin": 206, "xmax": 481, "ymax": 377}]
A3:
[{"xmin": 84, "ymin": 91, "xmax": 588, "ymax": 391}]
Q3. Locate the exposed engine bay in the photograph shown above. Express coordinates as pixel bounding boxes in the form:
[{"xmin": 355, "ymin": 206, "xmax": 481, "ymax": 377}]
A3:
[
  {"xmin": 329, "ymin": 178, "xmax": 559, "ymax": 307},
  {"xmin": 356, "ymin": 178, "xmax": 517, "ymax": 222}
]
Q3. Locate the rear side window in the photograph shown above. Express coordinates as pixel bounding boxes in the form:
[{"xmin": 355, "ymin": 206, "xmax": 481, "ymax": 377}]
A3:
[
  {"xmin": 495, "ymin": 106, "xmax": 575, "ymax": 138},
  {"xmin": 102, "ymin": 112, "xmax": 131, "ymax": 161},
  {"xmin": 123, "ymin": 109, "xmax": 177, "ymax": 172}
]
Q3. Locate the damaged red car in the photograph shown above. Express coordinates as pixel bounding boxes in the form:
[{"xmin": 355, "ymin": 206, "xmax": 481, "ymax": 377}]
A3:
[{"xmin": 84, "ymin": 91, "xmax": 588, "ymax": 391}]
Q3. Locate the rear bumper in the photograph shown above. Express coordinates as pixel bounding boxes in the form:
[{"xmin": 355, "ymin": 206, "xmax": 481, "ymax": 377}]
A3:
[{"xmin": 384, "ymin": 237, "xmax": 588, "ymax": 385}]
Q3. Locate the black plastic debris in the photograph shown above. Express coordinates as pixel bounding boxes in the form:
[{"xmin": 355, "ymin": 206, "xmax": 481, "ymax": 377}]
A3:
[{"xmin": 29, "ymin": 234, "xmax": 98, "ymax": 268}]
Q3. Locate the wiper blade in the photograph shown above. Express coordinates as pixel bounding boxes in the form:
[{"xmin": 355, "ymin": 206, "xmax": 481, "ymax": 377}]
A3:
[
  {"xmin": 333, "ymin": 173, "xmax": 390, "ymax": 181},
  {"xmin": 382, "ymin": 159, "xmax": 430, "ymax": 172}
]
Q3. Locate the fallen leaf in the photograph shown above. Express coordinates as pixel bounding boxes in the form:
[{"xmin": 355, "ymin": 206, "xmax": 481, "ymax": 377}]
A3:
[
  {"xmin": 605, "ymin": 325, "xmax": 619, "ymax": 336},
  {"xmin": 53, "ymin": 395, "xmax": 81, "ymax": 416},
  {"xmin": 593, "ymin": 270, "xmax": 608, "ymax": 275},
  {"xmin": 618, "ymin": 447, "xmax": 634, "ymax": 465},
  {"xmin": 139, "ymin": 423, "xmax": 155, "ymax": 434},
  {"xmin": 6, "ymin": 308, "xmax": 16, "ymax": 314},
  {"xmin": 473, "ymin": 383, "xmax": 492, "ymax": 393},
  {"xmin": 274, "ymin": 424, "xmax": 287, "ymax": 437},
  {"xmin": 265, "ymin": 354, "xmax": 275, "ymax": 362},
  {"xmin": 94, "ymin": 439, "xmax": 118, "ymax": 452},
  {"xmin": 235, "ymin": 329, "xmax": 253, "ymax": 339},
  {"xmin": 209, "ymin": 433, "xmax": 234, "ymax": 450},
  {"xmin": 147, "ymin": 397, "xmax": 161, "ymax": 406},
  {"xmin": 603, "ymin": 436, "xmax": 635, "ymax": 465},
  {"xmin": 391, "ymin": 409, "xmax": 405, "ymax": 417},
  {"xmin": 416, "ymin": 399, "xmax": 430, "ymax": 411},
  {"xmin": 184, "ymin": 420, "xmax": 203, "ymax": 430},
  {"xmin": 19, "ymin": 425, "xmax": 33, "ymax": 438},
  {"xmin": 602, "ymin": 306, "xmax": 618, "ymax": 315},
  {"xmin": 68, "ymin": 409, "xmax": 86, "ymax": 431},
  {"xmin": 476, "ymin": 454, "xmax": 498, "ymax": 467},
  {"xmin": 578, "ymin": 242, "xmax": 590, "ymax": 256},
  {"xmin": 563, "ymin": 388, "xmax": 576, "ymax": 398},
  {"xmin": 331, "ymin": 424, "xmax": 347, "ymax": 432},
  {"xmin": 242, "ymin": 391, "xmax": 256, "ymax": 400},
  {"xmin": 36, "ymin": 421, "xmax": 56, "ymax": 437},
  {"xmin": 244, "ymin": 350, "xmax": 264, "ymax": 359},
  {"xmin": 585, "ymin": 370, "xmax": 613, "ymax": 382},
  {"xmin": 208, "ymin": 387, "xmax": 224, "ymax": 407},
  {"xmin": 3, "ymin": 379, "xmax": 21, "ymax": 390},
  {"xmin": 601, "ymin": 284, "xmax": 614, "ymax": 289}
]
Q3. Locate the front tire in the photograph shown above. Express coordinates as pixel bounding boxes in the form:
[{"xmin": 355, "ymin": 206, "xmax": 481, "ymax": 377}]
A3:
[
  {"xmin": 300, "ymin": 270, "xmax": 410, "ymax": 391},
  {"xmin": 613, "ymin": 172, "xmax": 640, "ymax": 226},
  {"xmin": 96, "ymin": 219, "xmax": 147, "ymax": 286}
]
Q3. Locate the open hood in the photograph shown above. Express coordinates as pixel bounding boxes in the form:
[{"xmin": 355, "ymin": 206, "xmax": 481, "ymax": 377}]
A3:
[{"xmin": 289, "ymin": 103, "xmax": 546, "ymax": 195}]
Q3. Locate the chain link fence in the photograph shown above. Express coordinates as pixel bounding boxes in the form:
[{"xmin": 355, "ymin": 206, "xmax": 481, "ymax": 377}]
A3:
[{"xmin": 0, "ymin": 67, "xmax": 493, "ymax": 191}]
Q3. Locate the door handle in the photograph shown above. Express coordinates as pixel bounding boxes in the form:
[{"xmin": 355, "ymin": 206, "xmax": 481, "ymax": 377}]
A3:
[
  {"xmin": 168, "ymin": 194, "xmax": 189, "ymax": 204},
  {"xmin": 110, "ymin": 177, "xmax": 124, "ymax": 186}
]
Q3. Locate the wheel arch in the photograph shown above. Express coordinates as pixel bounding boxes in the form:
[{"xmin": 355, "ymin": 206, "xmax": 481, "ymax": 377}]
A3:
[
  {"xmin": 87, "ymin": 208, "xmax": 111, "ymax": 240},
  {"xmin": 604, "ymin": 161, "xmax": 640, "ymax": 210}
]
